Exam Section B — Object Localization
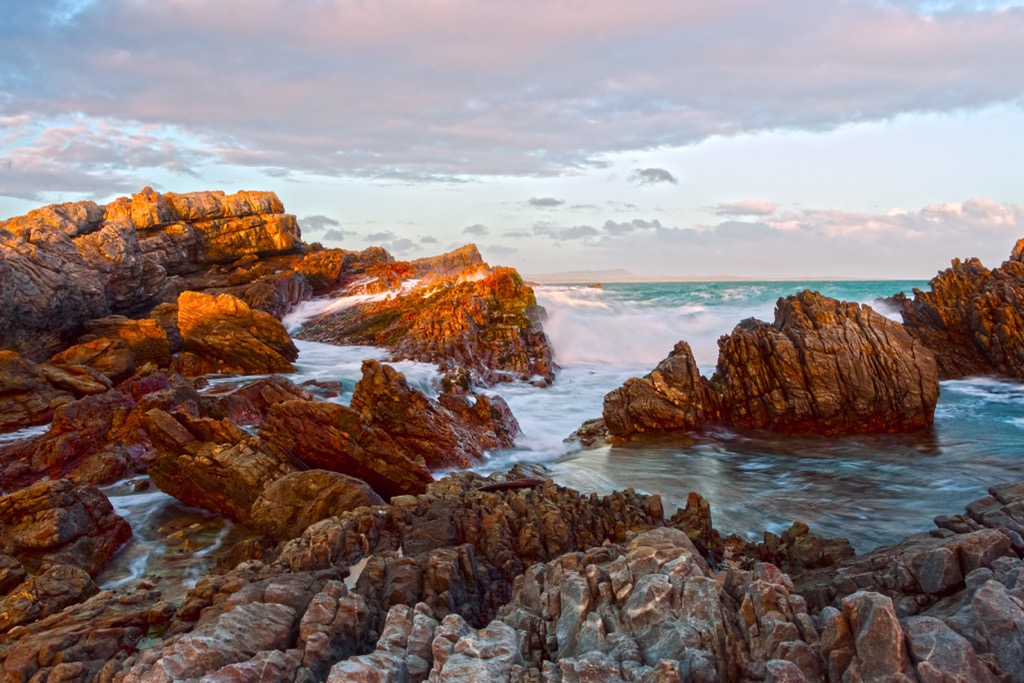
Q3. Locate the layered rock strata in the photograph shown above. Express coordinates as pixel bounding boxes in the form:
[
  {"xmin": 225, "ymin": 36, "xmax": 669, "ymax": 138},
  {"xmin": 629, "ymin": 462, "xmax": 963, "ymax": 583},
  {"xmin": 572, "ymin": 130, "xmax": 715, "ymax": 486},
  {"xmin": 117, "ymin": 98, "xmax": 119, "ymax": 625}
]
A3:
[
  {"xmin": 893, "ymin": 239, "xmax": 1024, "ymax": 380},
  {"xmin": 296, "ymin": 245, "xmax": 555, "ymax": 386},
  {"xmin": 603, "ymin": 290, "xmax": 939, "ymax": 437}
]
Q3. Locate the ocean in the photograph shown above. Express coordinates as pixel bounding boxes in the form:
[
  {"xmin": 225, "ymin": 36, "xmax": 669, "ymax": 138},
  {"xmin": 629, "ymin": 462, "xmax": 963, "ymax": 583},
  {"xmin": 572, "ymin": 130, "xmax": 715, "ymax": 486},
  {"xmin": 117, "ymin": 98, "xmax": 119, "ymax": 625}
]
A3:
[{"xmin": 93, "ymin": 279, "xmax": 1024, "ymax": 594}]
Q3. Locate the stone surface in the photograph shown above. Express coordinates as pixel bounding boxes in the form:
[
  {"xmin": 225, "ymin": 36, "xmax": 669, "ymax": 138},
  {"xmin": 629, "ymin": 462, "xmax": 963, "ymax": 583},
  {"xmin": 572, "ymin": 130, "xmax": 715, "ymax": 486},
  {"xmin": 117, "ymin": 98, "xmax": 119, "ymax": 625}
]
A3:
[
  {"xmin": 173, "ymin": 290, "xmax": 299, "ymax": 375},
  {"xmin": 894, "ymin": 247, "xmax": 1024, "ymax": 380},
  {"xmin": 50, "ymin": 337, "xmax": 137, "ymax": 383},
  {"xmin": 296, "ymin": 245, "xmax": 555, "ymax": 386},
  {"xmin": 601, "ymin": 290, "xmax": 939, "ymax": 437},
  {"xmin": 349, "ymin": 359, "xmax": 519, "ymax": 469},
  {"xmin": 251, "ymin": 469, "xmax": 385, "ymax": 541}
]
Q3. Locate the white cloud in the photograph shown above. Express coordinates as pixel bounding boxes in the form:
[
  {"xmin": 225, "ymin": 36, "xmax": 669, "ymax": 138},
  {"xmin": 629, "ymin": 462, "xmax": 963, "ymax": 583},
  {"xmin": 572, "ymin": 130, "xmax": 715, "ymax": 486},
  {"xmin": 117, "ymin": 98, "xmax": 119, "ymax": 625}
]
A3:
[{"xmin": 712, "ymin": 200, "xmax": 777, "ymax": 217}]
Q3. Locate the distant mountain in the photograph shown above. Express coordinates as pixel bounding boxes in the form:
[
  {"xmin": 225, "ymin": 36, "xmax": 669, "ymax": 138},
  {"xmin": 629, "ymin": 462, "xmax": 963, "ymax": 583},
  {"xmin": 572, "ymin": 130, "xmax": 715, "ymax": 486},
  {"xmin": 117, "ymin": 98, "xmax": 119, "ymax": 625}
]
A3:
[{"xmin": 524, "ymin": 268, "xmax": 639, "ymax": 283}]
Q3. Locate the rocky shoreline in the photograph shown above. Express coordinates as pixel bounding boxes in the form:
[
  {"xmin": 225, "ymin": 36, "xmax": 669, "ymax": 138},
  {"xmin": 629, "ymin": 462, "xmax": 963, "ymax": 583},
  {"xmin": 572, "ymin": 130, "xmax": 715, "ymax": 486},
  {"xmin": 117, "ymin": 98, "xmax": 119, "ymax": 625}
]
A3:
[{"xmin": 2, "ymin": 189, "xmax": 1023, "ymax": 682}]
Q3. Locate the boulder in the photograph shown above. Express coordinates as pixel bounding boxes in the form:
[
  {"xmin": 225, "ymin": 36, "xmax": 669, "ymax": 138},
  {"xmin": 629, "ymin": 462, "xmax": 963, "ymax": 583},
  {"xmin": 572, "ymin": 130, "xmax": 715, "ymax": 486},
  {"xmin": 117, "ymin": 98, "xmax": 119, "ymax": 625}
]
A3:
[
  {"xmin": 261, "ymin": 399, "xmax": 433, "ymax": 498},
  {"xmin": 601, "ymin": 291, "xmax": 939, "ymax": 437},
  {"xmin": 50, "ymin": 337, "xmax": 137, "ymax": 383},
  {"xmin": 251, "ymin": 470, "xmax": 385, "ymax": 541},
  {"xmin": 349, "ymin": 359, "xmax": 519, "ymax": 469},
  {"xmin": 80, "ymin": 315, "xmax": 172, "ymax": 366},
  {"xmin": 0, "ymin": 350, "xmax": 77, "ymax": 432},
  {"xmin": 894, "ymin": 246, "xmax": 1024, "ymax": 380},
  {"xmin": 173, "ymin": 290, "xmax": 298, "ymax": 375}
]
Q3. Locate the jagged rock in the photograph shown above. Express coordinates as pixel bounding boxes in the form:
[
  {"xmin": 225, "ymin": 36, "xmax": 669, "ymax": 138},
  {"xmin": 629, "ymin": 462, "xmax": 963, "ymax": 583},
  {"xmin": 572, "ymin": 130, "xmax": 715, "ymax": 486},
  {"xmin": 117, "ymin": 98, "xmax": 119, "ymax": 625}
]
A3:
[
  {"xmin": 0, "ymin": 350, "xmax": 77, "ymax": 432},
  {"xmin": 0, "ymin": 564, "xmax": 97, "ymax": 635},
  {"xmin": 601, "ymin": 291, "xmax": 939, "ymax": 438},
  {"xmin": 894, "ymin": 245, "xmax": 1024, "ymax": 380},
  {"xmin": 80, "ymin": 315, "xmax": 172, "ymax": 366},
  {"xmin": 294, "ymin": 245, "xmax": 393, "ymax": 290},
  {"xmin": 295, "ymin": 246, "xmax": 554, "ymax": 386},
  {"xmin": 0, "ymin": 479, "xmax": 131, "ymax": 576},
  {"xmin": 50, "ymin": 337, "xmax": 137, "ymax": 383},
  {"xmin": 173, "ymin": 290, "xmax": 299, "ymax": 375},
  {"xmin": 902, "ymin": 616, "xmax": 998, "ymax": 683},
  {"xmin": 0, "ymin": 586, "xmax": 173, "ymax": 683},
  {"xmin": 349, "ymin": 359, "xmax": 519, "ymax": 469},
  {"xmin": 0, "ymin": 188, "xmax": 300, "ymax": 360},
  {"xmin": 261, "ymin": 399, "xmax": 434, "ymax": 498}
]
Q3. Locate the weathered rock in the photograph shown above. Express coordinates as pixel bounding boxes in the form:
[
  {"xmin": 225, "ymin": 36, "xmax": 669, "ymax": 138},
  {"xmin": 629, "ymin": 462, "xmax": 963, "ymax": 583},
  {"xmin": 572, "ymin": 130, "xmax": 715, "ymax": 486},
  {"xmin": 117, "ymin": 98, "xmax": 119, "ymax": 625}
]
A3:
[
  {"xmin": 0, "ymin": 478, "xmax": 132, "ymax": 576},
  {"xmin": 81, "ymin": 315, "xmax": 173, "ymax": 366},
  {"xmin": 261, "ymin": 399, "xmax": 434, "ymax": 498},
  {"xmin": 0, "ymin": 564, "xmax": 97, "ymax": 635},
  {"xmin": 296, "ymin": 246, "xmax": 554, "ymax": 386},
  {"xmin": 350, "ymin": 359, "xmax": 519, "ymax": 469},
  {"xmin": 50, "ymin": 337, "xmax": 137, "ymax": 383},
  {"xmin": 173, "ymin": 290, "xmax": 299, "ymax": 375},
  {"xmin": 895, "ymin": 246, "xmax": 1024, "ymax": 380},
  {"xmin": 902, "ymin": 615, "xmax": 998, "ymax": 683},
  {"xmin": 601, "ymin": 291, "xmax": 939, "ymax": 438},
  {"xmin": 251, "ymin": 469, "xmax": 385, "ymax": 541},
  {"xmin": 0, "ymin": 188, "xmax": 300, "ymax": 360},
  {"xmin": 0, "ymin": 350, "xmax": 76, "ymax": 432}
]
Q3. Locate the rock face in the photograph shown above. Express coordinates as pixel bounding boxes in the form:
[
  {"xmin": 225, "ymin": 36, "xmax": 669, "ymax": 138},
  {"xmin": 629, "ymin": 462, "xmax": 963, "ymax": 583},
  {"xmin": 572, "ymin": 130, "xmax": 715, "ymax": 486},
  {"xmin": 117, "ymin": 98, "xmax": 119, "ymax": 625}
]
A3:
[
  {"xmin": 0, "ymin": 187, "xmax": 301, "ymax": 360},
  {"xmin": 173, "ymin": 291, "xmax": 299, "ymax": 375},
  {"xmin": 894, "ymin": 243, "xmax": 1024, "ymax": 380},
  {"xmin": 349, "ymin": 359, "xmax": 519, "ymax": 469},
  {"xmin": 296, "ymin": 245, "xmax": 555, "ymax": 386},
  {"xmin": 603, "ymin": 291, "xmax": 939, "ymax": 437}
]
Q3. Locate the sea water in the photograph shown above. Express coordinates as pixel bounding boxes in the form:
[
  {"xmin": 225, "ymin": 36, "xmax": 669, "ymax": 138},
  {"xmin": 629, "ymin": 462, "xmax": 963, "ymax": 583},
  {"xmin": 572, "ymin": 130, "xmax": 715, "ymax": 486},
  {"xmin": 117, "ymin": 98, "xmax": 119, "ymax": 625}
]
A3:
[{"xmin": 94, "ymin": 280, "xmax": 1024, "ymax": 591}]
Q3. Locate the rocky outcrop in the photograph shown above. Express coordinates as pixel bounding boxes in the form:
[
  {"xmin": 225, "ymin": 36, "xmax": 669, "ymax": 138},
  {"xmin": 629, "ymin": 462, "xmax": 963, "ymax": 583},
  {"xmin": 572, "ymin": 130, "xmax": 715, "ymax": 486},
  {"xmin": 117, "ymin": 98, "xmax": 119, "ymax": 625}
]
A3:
[
  {"xmin": 602, "ymin": 291, "xmax": 939, "ymax": 437},
  {"xmin": 173, "ymin": 291, "xmax": 299, "ymax": 375},
  {"xmin": 0, "ymin": 188, "xmax": 301, "ymax": 360},
  {"xmin": 296, "ymin": 246, "xmax": 555, "ymax": 386},
  {"xmin": 893, "ymin": 242, "xmax": 1024, "ymax": 380},
  {"xmin": 0, "ymin": 349, "xmax": 112, "ymax": 433},
  {"xmin": 349, "ymin": 359, "xmax": 519, "ymax": 469}
]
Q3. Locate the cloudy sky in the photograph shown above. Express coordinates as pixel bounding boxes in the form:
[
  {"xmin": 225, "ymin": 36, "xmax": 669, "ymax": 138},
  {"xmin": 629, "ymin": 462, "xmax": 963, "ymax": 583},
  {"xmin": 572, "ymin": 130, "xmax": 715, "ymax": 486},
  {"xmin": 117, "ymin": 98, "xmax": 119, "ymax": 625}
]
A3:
[{"xmin": 2, "ymin": 0, "xmax": 1023, "ymax": 278}]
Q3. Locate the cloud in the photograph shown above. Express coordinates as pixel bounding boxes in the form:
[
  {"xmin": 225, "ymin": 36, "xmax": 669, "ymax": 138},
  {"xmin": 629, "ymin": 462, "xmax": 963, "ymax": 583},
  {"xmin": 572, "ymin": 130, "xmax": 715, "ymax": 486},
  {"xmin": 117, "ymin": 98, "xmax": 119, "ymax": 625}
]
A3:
[
  {"xmin": 481, "ymin": 244, "xmax": 518, "ymax": 258},
  {"xmin": 420, "ymin": 235, "xmax": 439, "ymax": 244},
  {"xmin": 321, "ymin": 227, "xmax": 357, "ymax": 242},
  {"xmin": 533, "ymin": 223, "xmax": 601, "ymax": 240},
  {"xmin": 603, "ymin": 218, "xmax": 663, "ymax": 235},
  {"xmin": 502, "ymin": 229, "xmax": 533, "ymax": 238},
  {"xmin": 366, "ymin": 231, "xmax": 396, "ymax": 242},
  {"xmin": 298, "ymin": 214, "xmax": 340, "ymax": 233},
  {"xmin": 712, "ymin": 200, "xmax": 777, "ymax": 217},
  {"xmin": 462, "ymin": 223, "xmax": 490, "ymax": 236},
  {"xmin": 528, "ymin": 197, "xmax": 565, "ymax": 208},
  {"xmin": 629, "ymin": 168, "xmax": 678, "ymax": 186},
  {"xmin": 3, "ymin": 0, "xmax": 1023, "ymax": 194}
]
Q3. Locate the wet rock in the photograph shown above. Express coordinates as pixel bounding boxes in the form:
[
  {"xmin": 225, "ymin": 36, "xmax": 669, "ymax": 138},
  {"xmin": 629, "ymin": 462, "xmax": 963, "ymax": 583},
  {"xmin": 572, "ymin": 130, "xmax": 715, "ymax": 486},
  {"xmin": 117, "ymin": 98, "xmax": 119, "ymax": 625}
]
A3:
[
  {"xmin": 173, "ymin": 290, "xmax": 299, "ymax": 375},
  {"xmin": 0, "ymin": 478, "xmax": 131, "ymax": 576},
  {"xmin": 50, "ymin": 337, "xmax": 137, "ymax": 383},
  {"xmin": 295, "ymin": 246, "xmax": 554, "ymax": 386},
  {"xmin": 894, "ymin": 245, "xmax": 1024, "ymax": 380},
  {"xmin": 261, "ymin": 399, "xmax": 434, "ymax": 498},
  {"xmin": 600, "ymin": 290, "xmax": 939, "ymax": 437},
  {"xmin": 349, "ymin": 359, "xmax": 519, "ymax": 469}
]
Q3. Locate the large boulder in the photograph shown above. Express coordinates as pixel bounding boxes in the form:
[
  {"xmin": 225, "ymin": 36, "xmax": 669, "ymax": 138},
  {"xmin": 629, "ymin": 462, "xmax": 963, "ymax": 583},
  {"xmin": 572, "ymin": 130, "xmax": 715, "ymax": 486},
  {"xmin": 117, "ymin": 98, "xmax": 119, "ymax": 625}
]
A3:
[
  {"xmin": 295, "ymin": 246, "xmax": 554, "ymax": 386},
  {"xmin": 602, "ymin": 291, "xmax": 939, "ymax": 437},
  {"xmin": 173, "ymin": 290, "xmax": 299, "ymax": 375},
  {"xmin": 349, "ymin": 360, "xmax": 519, "ymax": 469},
  {"xmin": 894, "ymin": 242, "xmax": 1024, "ymax": 380},
  {"xmin": 0, "ymin": 350, "xmax": 112, "ymax": 433}
]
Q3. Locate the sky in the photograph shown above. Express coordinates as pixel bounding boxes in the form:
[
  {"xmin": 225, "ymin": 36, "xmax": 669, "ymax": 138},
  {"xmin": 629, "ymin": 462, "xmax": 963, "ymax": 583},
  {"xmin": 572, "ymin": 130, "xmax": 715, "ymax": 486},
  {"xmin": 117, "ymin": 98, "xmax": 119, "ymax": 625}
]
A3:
[{"xmin": 1, "ymin": 0, "xmax": 1023, "ymax": 279}]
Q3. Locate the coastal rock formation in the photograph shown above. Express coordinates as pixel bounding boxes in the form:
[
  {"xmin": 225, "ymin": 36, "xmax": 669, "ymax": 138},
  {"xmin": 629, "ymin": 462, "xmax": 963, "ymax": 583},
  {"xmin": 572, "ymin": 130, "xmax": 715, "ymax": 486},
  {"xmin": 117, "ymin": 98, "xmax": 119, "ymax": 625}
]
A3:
[
  {"xmin": 296, "ymin": 245, "xmax": 555, "ymax": 386},
  {"xmin": 602, "ymin": 291, "xmax": 939, "ymax": 437},
  {"xmin": 173, "ymin": 291, "xmax": 299, "ymax": 375},
  {"xmin": 893, "ymin": 241, "xmax": 1024, "ymax": 380},
  {"xmin": 0, "ymin": 188, "xmax": 301, "ymax": 360},
  {"xmin": 0, "ymin": 350, "xmax": 112, "ymax": 433},
  {"xmin": 349, "ymin": 359, "xmax": 519, "ymax": 469}
]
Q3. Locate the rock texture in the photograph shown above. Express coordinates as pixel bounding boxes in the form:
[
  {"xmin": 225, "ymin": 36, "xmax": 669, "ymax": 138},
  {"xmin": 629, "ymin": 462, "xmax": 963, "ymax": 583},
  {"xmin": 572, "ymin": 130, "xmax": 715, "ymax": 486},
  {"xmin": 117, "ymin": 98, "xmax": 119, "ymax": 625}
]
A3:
[
  {"xmin": 602, "ymin": 291, "xmax": 939, "ymax": 437},
  {"xmin": 296, "ymin": 245, "xmax": 555, "ymax": 386},
  {"xmin": 893, "ymin": 241, "xmax": 1024, "ymax": 380},
  {"xmin": 0, "ymin": 188, "xmax": 301, "ymax": 360}
]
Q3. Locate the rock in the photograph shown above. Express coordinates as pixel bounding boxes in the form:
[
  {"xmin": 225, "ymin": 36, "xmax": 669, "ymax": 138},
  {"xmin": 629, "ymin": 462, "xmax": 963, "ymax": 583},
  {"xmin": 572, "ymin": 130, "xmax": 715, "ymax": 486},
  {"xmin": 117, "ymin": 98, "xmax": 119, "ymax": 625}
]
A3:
[
  {"xmin": 600, "ymin": 291, "xmax": 939, "ymax": 437},
  {"xmin": 261, "ymin": 399, "xmax": 434, "ymax": 498},
  {"xmin": 251, "ymin": 469, "xmax": 385, "ymax": 541},
  {"xmin": 0, "ymin": 564, "xmax": 97, "ymax": 635},
  {"xmin": 349, "ymin": 359, "xmax": 519, "ymax": 469},
  {"xmin": 0, "ymin": 188, "xmax": 300, "ymax": 360},
  {"xmin": 294, "ymin": 246, "xmax": 393, "ymax": 290},
  {"xmin": 0, "ymin": 350, "xmax": 76, "ymax": 432},
  {"xmin": 838, "ymin": 591, "xmax": 916, "ymax": 682},
  {"xmin": 0, "ymin": 479, "xmax": 132, "ymax": 576},
  {"xmin": 80, "ymin": 315, "xmax": 173, "ymax": 366},
  {"xmin": 902, "ymin": 615, "xmax": 998, "ymax": 683},
  {"xmin": 895, "ymin": 247, "xmax": 1024, "ymax": 380},
  {"xmin": 50, "ymin": 337, "xmax": 137, "ymax": 383},
  {"xmin": 295, "ymin": 246, "xmax": 554, "ymax": 386},
  {"xmin": 173, "ymin": 290, "xmax": 299, "ymax": 375},
  {"xmin": 603, "ymin": 341, "xmax": 720, "ymax": 437}
]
